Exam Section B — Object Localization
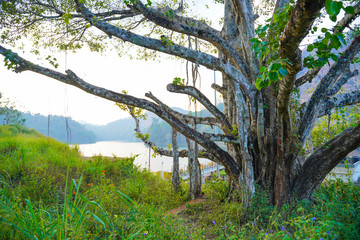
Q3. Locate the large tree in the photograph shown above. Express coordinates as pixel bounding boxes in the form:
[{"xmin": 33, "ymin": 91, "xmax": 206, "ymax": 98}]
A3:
[{"xmin": 1, "ymin": 0, "xmax": 360, "ymax": 205}]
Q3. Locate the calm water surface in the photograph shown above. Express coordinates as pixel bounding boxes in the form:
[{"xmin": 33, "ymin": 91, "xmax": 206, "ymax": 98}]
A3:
[{"xmin": 77, "ymin": 141, "xmax": 211, "ymax": 172}]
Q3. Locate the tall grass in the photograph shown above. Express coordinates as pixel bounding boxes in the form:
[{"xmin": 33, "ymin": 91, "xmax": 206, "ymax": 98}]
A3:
[
  {"xmin": 0, "ymin": 125, "xmax": 189, "ymax": 239},
  {"xmin": 1, "ymin": 125, "xmax": 359, "ymax": 239}
]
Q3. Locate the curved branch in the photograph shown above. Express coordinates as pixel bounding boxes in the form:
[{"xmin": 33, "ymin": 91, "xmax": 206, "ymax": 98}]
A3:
[
  {"xmin": 132, "ymin": 1, "xmax": 251, "ymax": 77},
  {"xmin": 298, "ymin": 35, "xmax": 360, "ymax": 146},
  {"xmin": 145, "ymin": 91, "xmax": 220, "ymax": 127},
  {"xmin": 327, "ymin": 69, "xmax": 359, "ymax": 96},
  {"xmin": 127, "ymin": 106, "xmax": 221, "ymax": 163},
  {"xmin": 0, "ymin": 44, "xmax": 238, "ymax": 175},
  {"xmin": 317, "ymin": 90, "xmax": 360, "ymax": 118},
  {"xmin": 167, "ymin": 84, "xmax": 233, "ymax": 131},
  {"xmin": 74, "ymin": 0, "xmax": 256, "ymax": 98},
  {"xmin": 294, "ymin": 67, "xmax": 322, "ymax": 88},
  {"xmin": 294, "ymin": 121, "xmax": 360, "ymax": 199}
]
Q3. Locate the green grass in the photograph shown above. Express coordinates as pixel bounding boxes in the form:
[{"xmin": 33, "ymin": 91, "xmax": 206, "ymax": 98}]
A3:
[{"xmin": 0, "ymin": 125, "xmax": 359, "ymax": 239}]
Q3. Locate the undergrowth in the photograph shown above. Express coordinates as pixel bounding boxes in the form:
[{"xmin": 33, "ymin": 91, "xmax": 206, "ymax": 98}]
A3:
[{"xmin": 0, "ymin": 125, "xmax": 359, "ymax": 239}]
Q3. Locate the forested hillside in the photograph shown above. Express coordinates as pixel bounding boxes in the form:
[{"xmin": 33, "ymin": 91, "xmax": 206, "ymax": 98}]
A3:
[{"xmin": 22, "ymin": 113, "xmax": 97, "ymax": 144}]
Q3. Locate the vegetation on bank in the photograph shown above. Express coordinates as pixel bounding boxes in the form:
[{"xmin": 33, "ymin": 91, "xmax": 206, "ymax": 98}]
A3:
[{"xmin": 0, "ymin": 125, "xmax": 359, "ymax": 239}]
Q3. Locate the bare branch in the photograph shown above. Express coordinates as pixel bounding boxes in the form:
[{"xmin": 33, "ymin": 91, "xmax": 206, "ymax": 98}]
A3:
[
  {"xmin": 295, "ymin": 121, "xmax": 360, "ymax": 199},
  {"xmin": 277, "ymin": 0, "xmax": 326, "ymax": 116},
  {"xmin": 294, "ymin": 67, "xmax": 322, "ymax": 88},
  {"xmin": 132, "ymin": 1, "xmax": 251, "ymax": 77},
  {"xmin": 138, "ymin": 3, "xmax": 220, "ymax": 36},
  {"xmin": 202, "ymin": 133, "xmax": 240, "ymax": 143},
  {"xmin": 328, "ymin": 69, "xmax": 359, "ymax": 96},
  {"xmin": 211, "ymin": 83, "xmax": 226, "ymax": 95},
  {"xmin": 145, "ymin": 91, "xmax": 221, "ymax": 127},
  {"xmin": 279, "ymin": 0, "xmax": 325, "ymax": 64},
  {"xmin": 127, "ymin": 107, "xmax": 221, "ymax": 163},
  {"xmin": 167, "ymin": 83, "xmax": 233, "ymax": 131},
  {"xmin": 317, "ymin": 90, "xmax": 360, "ymax": 118}
]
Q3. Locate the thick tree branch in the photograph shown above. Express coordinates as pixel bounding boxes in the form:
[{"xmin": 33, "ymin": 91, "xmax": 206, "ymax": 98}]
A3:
[
  {"xmin": 279, "ymin": 0, "xmax": 325, "ymax": 62},
  {"xmin": 211, "ymin": 83, "xmax": 226, "ymax": 95},
  {"xmin": 317, "ymin": 90, "xmax": 360, "ymax": 118},
  {"xmin": 294, "ymin": 121, "xmax": 360, "ymax": 199},
  {"xmin": 277, "ymin": 0, "xmax": 326, "ymax": 114},
  {"xmin": 294, "ymin": 67, "xmax": 321, "ymax": 88},
  {"xmin": 145, "ymin": 91, "xmax": 220, "ymax": 127},
  {"xmin": 132, "ymin": 1, "xmax": 251, "ymax": 78},
  {"xmin": 0, "ymin": 44, "xmax": 237, "ymax": 174},
  {"xmin": 167, "ymin": 84, "xmax": 233, "ymax": 131},
  {"xmin": 295, "ymin": 2, "xmax": 360, "ymax": 88},
  {"xmin": 327, "ymin": 69, "xmax": 359, "ymax": 96},
  {"xmin": 73, "ymin": 0, "xmax": 256, "ymax": 99},
  {"xmin": 298, "ymin": 35, "xmax": 360, "ymax": 146},
  {"xmin": 202, "ymin": 133, "xmax": 239, "ymax": 143},
  {"xmin": 230, "ymin": 0, "xmax": 258, "ymax": 80}
]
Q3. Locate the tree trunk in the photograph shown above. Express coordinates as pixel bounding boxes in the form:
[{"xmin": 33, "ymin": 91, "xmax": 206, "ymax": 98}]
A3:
[
  {"xmin": 171, "ymin": 128, "xmax": 180, "ymax": 193},
  {"xmin": 186, "ymin": 136, "xmax": 202, "ymax": 199}
]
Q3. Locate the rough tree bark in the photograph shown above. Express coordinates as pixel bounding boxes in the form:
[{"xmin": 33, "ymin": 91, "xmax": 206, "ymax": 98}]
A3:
[
  {"xmin": 1, "ymin": 0, "xmax": 360, "ymax": 205},
  {"xmin": 171, "ymin": 128, "xmax": 180, "ymax": 193}
]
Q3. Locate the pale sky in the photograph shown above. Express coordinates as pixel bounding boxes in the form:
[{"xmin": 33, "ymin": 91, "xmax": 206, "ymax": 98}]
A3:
[
  {"xmin": 0, "ymin": 49, "xmax": 223, "ymax": 125},
  {"xmin": 0, "ymin": 0, "xmax": 224, "ymax": 125}
]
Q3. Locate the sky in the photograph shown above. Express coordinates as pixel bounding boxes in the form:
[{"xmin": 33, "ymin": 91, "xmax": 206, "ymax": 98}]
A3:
[
  {"xmin": 0, "ymin": 49, "xmax": 222, "ymax": 125},
  {"xmin": 0, "ymin": 0, "xmax": 224, "ymax": 125}
]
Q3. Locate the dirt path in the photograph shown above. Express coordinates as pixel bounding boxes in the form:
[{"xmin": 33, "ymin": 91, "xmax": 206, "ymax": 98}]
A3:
[{"xmin": 165, "ymin": 197, "xmax": 207, "ymax": 216}]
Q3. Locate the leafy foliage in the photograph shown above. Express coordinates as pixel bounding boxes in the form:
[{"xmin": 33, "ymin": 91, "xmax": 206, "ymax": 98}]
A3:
[
  {"xmin": 312, "ymin": 104, "xmax": 360, "ymax": 148},
  {"xmin": 251, "ymin": 2, "xmax": 294, "ymax": 89}
]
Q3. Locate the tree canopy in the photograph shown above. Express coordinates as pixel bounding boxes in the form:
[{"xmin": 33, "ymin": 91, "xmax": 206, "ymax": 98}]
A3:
[{"xmin": 1, "ymin": 0, "xmax": 360, "ymax": 205}]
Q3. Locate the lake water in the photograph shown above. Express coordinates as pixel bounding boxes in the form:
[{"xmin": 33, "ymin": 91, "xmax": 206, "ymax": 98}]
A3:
[{"xmin": 77, "ymin": 141, "xmax": 211, "ymax": 172}]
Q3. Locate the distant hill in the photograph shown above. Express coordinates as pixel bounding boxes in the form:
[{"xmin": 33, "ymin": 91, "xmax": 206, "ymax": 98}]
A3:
[
  {"xmin": 0, "ymin": 103, "xmax": 226, "ymax": 146},
  {"xmin": 84, "ymin": 117, "xmax": 142, "ymax": 142},
  {"xmin": 22, "ymin": 113, "xmax": 97, "ymax": 144}
]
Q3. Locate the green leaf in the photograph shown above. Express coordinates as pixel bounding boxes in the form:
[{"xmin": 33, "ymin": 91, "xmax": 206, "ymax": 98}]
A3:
[
  {"xmin": 273, "ymin": 13, "xmax": 280, "ymax": 23},
  {"xmin": 259, "ymin": 66, "xmax": 266, "ymax": 73},
  {"xmin": 268, "ymin": 71, "xmax": 278, "ymax": 82},
  {"xmin": 87, "ymin": 211, "xmax": 106, "ymax": 230},
  {"xmin": 269, "ymin": 63, "xmax": 277, "ymax": 71},
  {"xmin": 255, "ymin": 78, "xmax": 270, "ymax": 90},
  {"xmin": 325, "ymin": 0, "xmax": 342, "ymax": 16},
  {"xmin": 307, "ymin": 44, "xmax": 314, "ymax": 52},
  {"xmin": 321, "ymin": 27, "xmax": 328, "ymax": 33},
  {"xmin": 336, "ymin": 33, "xmax": 346, "ymax": 45},
  {"xmin": 330, "ymin": 35, "xmax": 341, "ymax": 49},
  {"xmin": 279, "ymin": 68, "xmax": 288, "ymax": 77},
  {"xmin": 330, "ymin": 53, "xmax": 339, "ymax": 62},
  {"xmin": 344, "ymin": 6, "xmax": 355, "ymax": 15}
]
